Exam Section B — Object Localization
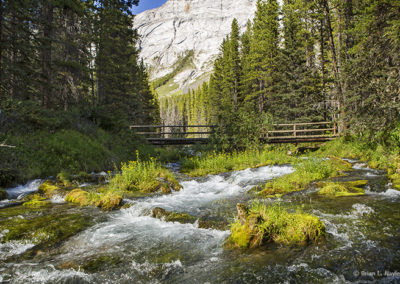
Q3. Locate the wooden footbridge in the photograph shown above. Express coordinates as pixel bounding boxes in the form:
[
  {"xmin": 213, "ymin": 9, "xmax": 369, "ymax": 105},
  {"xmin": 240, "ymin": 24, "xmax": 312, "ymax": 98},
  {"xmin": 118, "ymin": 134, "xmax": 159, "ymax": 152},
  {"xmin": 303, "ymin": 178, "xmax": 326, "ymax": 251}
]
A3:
[{"xmin": 130, "ymin": 121, "xmax": 339, "ymax": 145}]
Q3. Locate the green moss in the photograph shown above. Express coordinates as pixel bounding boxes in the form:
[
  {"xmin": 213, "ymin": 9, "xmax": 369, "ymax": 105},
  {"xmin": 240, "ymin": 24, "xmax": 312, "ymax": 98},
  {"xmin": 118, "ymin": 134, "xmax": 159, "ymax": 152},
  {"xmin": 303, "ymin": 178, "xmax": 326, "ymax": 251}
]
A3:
[
  {"xmin": 65, "ymin": 188, "xmax": 122, "ymax": 211},
  {"xmin": 82, "ymin": 255, "xmax": 121, "ymax": 272},
  {"xmin": 0, "ymin": 212, "xmax": 91, "ymax": 247},
  {"xmin": 228, "ymin": 203, "xmax": 325, "ymax": 249},
  {"xmin": 38, "ymin": 180, "xmax": 63, "ymax": 198},
  {"xmin": 259, "ymin": 157, "xmax": 350, "ymax": 197},
  {"xmin": 318, "ymin": 180, "xmax": 367, "ymax": 197},
  {"xmin": 151, "ymin": 207, "xmax": 196, "ymax": 224},
  {"xmin": 22, "ymin": 194, "xmax": 51, "ymax": 208}
]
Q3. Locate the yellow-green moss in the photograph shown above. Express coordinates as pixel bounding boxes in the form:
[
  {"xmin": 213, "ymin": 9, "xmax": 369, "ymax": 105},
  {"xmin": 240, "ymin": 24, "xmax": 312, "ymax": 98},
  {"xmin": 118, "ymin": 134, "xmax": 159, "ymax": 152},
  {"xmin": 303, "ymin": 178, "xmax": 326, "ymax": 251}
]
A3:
[
  {"xmin": 22, "ymin": 194, "xmax": 51, "ymax": 208},
  {"xmin": 151, "ymin": 207, "xmax": 196, "ymax": 224},
  {"xmin": 228, "ymin": 203, "xmax": 325, "ymax": 248},
  {"xmin": 38, "ymin": 180, "xmax": 62, "ymax": 198},
  {"xmin": 389, "ymin": 173, "xmax": 400, "ymax": 190},
  {"xmin": 65, "ymin": 188, "xmax": 122, "ymax": 211},
  {"xmin": 229, "ymin": 221, "xmax": 252, "ymax": 248},
  {"xmin": 318, "ymin": 180, "xmax": 367, "ymax": 197}
]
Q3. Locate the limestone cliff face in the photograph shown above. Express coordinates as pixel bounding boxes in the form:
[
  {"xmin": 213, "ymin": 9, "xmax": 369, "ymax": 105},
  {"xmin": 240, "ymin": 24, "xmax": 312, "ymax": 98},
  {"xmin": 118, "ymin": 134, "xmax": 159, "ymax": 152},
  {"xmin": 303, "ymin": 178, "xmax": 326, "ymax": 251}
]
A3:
[{"xmin": 134, "ymin": 0, "xmax": 257, "ymax": 95}]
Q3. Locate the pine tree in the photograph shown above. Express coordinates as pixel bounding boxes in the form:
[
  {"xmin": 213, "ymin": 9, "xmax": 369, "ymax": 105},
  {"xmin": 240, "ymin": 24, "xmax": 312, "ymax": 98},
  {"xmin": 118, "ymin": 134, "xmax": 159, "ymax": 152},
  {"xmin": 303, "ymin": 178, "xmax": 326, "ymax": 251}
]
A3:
[{"xmin": 246, "ymin": 0, "xmax": 280, "ymax": 114}]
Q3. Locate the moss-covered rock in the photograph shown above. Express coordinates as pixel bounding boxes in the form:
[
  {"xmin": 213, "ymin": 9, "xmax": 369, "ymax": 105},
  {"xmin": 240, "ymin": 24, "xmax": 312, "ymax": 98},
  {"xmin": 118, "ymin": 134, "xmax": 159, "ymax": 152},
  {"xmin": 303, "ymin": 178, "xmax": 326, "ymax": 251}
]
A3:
[
  {"xmin": 151, "ymin": 207, "xmax": 196, "ymax": 224},
  {"xmin": 329, "ymin": 156, "xmax": 352, "ymax": 169},
  {"xmin": 318, "ymin": 180, "xmax": 367, "ymax": 197},
  {"xmin": 227, "ymin": 203, "xmax": 325, "ymax": 249},
  {"xmin": 22, "ymin": 194, "xmax": 51, "ymax": 208},
  {"xmin": 38, "ymin": 180, "xmax": 66, "ymax": 199},
  {"xmin": 65, "ymin": 188, "xmax": 122, "ymax": 211},
  {"xmin": 0, "ymin": 188, "xmax": 7, "ymax": 201},
  {"xmin": 0, "ymin": 212, "xmax": 92, "ymax": 250},
  {"xmin": 82, "ymin": 255, "xmax": 122, "ymax": 272}
]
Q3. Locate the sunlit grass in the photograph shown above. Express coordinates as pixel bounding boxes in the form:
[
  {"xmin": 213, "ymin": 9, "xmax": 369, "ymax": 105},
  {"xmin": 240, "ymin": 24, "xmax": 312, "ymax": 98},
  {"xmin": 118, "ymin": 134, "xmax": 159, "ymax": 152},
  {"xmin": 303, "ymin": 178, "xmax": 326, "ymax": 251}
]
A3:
[
  {"xmin": 181, "ymin": 146, "xmax": 296, "ymax": 176},
  {"xmin": 258, "ymin": 157, "xmax": 351, "ymax": 197}
]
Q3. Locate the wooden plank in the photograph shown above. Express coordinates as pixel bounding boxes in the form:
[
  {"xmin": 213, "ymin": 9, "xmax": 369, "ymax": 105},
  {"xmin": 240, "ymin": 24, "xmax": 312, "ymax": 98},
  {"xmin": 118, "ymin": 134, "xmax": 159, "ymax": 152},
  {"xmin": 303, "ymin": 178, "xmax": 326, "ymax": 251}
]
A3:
[
  {"xmin": 268, "ymin": 128, "xmax": 334, "ymax": 134},
  {"xmin": 270, "ymin": 134, "xmax": 339, "ymax": 139},
  {"xmin": 274, "ymin": 121, "xmax": 333, "ymax": 127},
  {"xmin": 131, "ymin": 125, "xmax": 216, "ymax": 129},
  {"xmin": 137, "ymin": 131, "xmax": 213, "ymax": 135}
]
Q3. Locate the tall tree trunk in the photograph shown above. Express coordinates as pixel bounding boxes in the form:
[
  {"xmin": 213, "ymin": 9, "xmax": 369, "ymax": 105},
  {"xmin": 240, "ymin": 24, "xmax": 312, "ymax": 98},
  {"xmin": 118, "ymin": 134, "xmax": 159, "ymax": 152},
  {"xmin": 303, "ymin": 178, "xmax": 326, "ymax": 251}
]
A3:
[
  {"xmin": 323, "ymin": 0, "xmax": 346, "ymax": 132},
  {"xmin": 344, "ymin": 0, "xmax": 354, "ymax": 59},
  {"xmin": 0, "ymin": 0, "xmax": 3, "ymax": 90},
  {"xmin": 320, "ymin": 19, "xmax": 327, "ymax": 121},
  {"xmin": 41, "ymin": 3, "xmax": 54, "ymax": 109}
]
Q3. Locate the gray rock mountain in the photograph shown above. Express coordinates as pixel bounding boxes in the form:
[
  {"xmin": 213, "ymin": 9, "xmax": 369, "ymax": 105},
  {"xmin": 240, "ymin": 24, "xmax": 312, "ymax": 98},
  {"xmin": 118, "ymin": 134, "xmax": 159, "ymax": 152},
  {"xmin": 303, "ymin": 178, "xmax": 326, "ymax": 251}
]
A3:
[{"xmin": 134, "ymin": 0, "xmax": 257, "ymax": 96}]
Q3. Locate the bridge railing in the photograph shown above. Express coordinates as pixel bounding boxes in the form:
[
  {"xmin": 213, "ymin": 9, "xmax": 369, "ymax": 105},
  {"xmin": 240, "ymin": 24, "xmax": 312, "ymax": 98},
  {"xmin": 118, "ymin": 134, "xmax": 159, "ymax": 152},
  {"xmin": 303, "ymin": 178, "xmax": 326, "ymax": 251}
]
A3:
[
  {"xmin": 265, "ymin": 121, "xmax": 338, "ymax": 141},
  {"xmin": 130, "ymin": 121, "xmax": 339, "ymax": 144},
  {"xmin": 130, "ymin": 125, "xmax": 216, "ymax": 139}
]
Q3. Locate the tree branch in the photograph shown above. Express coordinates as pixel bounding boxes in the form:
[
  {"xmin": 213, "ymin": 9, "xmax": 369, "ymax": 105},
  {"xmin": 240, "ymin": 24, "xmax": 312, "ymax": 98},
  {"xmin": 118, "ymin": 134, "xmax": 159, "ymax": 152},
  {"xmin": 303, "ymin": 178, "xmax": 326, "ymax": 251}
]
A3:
[{"xmin": 0, "ymin": 140, "xmax": 16, "ymax": 148}]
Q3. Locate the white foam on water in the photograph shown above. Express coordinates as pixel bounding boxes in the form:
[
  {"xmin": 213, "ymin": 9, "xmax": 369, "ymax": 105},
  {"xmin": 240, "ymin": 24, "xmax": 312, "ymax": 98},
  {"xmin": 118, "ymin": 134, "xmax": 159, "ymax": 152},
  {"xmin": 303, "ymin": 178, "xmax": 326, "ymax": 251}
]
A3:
[
  {"xmin": 365, "ymin": 187, "xmax": 400, "ymax": 198},
  {"xmin": 342, "ymin": 158, "xmax": 359, "ymax": 163},
  {"xmin": 352, "ymin": 163, "xmax": 367, "ymax": 169},
  {"xmin": 9, "ymin": 264, "xmax": 91, "ymax": 284},
  {"xmin": 381, "ymin": 188, "xmax": 400, "ymax": 197},
  {"xmin": 351, "ymin": 204, "xmax": 374, "ymax": 216},
  {"xmin": 122, "ymin": 165, "xmax": 293, "ymax": 216},
  {"xmin": 323, "ymin": 220, "xmax": 353, "ymax": 248},
  {"xmin": 50, "ymin": 195, "xmax": 66, "ymax": 204},
  {"xmin": 6, "ymin": 179, "xmax": 42, "ymax": 200},
  {"xmin": 57, "ymin": 165, "xmax": 293, "ymax": 261},
  {"xmin": 0, "ymin": 240, "xmax": 35, "ymax": 260}
]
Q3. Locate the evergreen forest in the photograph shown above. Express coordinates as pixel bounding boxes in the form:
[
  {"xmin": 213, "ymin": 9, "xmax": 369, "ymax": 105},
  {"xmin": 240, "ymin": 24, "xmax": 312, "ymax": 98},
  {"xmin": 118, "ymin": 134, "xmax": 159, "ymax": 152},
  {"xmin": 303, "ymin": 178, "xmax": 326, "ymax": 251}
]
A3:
[{"xmin": 160, "ymin": 0, "xmax": 400, "ymax": 149}]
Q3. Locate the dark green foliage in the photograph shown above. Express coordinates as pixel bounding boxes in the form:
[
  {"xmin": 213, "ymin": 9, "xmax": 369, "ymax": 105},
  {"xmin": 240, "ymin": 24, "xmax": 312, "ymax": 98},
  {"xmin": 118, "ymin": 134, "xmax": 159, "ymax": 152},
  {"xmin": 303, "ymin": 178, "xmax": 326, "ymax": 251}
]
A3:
[{"xmin": 0, "ymin": 0, "xmax": 161, "ymax": 186}]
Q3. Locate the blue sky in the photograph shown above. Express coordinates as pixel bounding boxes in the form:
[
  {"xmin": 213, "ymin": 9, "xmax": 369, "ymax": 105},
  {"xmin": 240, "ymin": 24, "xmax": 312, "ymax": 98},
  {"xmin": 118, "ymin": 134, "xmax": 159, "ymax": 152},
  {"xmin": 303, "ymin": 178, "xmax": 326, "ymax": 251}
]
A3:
[{"xmin": 133, "ymin": 0, "xmax": 167, "ymax": 14}]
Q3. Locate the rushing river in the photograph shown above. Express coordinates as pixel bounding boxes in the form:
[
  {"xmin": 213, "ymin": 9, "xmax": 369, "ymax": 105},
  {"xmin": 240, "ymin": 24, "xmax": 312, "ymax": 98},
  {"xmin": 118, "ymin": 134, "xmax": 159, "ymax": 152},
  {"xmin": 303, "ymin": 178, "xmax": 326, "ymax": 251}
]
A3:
[{"xmin": 1, "ymin": 161, "xmax": 400, "ymax": 283}]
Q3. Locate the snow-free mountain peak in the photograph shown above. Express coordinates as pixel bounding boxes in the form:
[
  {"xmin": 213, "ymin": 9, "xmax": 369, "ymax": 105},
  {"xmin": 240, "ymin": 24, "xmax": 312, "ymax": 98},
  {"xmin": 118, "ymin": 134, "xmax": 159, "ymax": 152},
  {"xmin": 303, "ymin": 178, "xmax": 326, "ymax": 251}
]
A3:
[{"xmin": 134, "ymin": 0, "xmax": 257, "ymax": 96}]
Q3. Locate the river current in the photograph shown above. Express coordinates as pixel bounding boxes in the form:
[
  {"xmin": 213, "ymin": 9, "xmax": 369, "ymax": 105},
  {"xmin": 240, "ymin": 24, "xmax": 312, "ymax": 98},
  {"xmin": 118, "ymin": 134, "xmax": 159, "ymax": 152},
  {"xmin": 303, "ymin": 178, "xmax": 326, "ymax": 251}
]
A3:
[{"xmin": 1, "ymin": 161, "xmax": 399, "ymax": 283}]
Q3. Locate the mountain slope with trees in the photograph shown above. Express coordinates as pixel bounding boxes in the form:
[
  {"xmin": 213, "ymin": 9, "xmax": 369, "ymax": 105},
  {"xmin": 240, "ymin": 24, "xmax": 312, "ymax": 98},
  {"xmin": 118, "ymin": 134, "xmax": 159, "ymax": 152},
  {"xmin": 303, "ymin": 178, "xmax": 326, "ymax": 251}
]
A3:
[{"xmin": 161, "ymin": 0, "xmax": 400, "ymax": 150}]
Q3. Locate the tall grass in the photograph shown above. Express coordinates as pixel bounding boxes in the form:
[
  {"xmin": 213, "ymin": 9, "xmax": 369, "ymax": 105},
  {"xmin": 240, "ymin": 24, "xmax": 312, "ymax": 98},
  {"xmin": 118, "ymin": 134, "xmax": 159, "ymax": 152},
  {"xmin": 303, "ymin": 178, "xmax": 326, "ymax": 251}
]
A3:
[
  {"xmin": 315, "ymin": 138, "xmax": 399, "ymax": 174},
  {"xmin": 181, "ymin": 146, "xmax": 295, "ymax": 176},
  {"xmin": 109, "ymin": 152, "xmax": 181, "ymax": 193}
]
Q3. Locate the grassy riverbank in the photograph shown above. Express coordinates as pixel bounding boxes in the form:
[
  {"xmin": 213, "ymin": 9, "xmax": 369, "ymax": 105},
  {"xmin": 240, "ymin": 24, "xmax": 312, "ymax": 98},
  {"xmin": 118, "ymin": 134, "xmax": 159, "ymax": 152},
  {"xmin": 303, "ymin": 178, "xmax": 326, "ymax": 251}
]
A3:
[{"xmin": 181, "ymin": 146, "xmax": 296, "ymax": 176}]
